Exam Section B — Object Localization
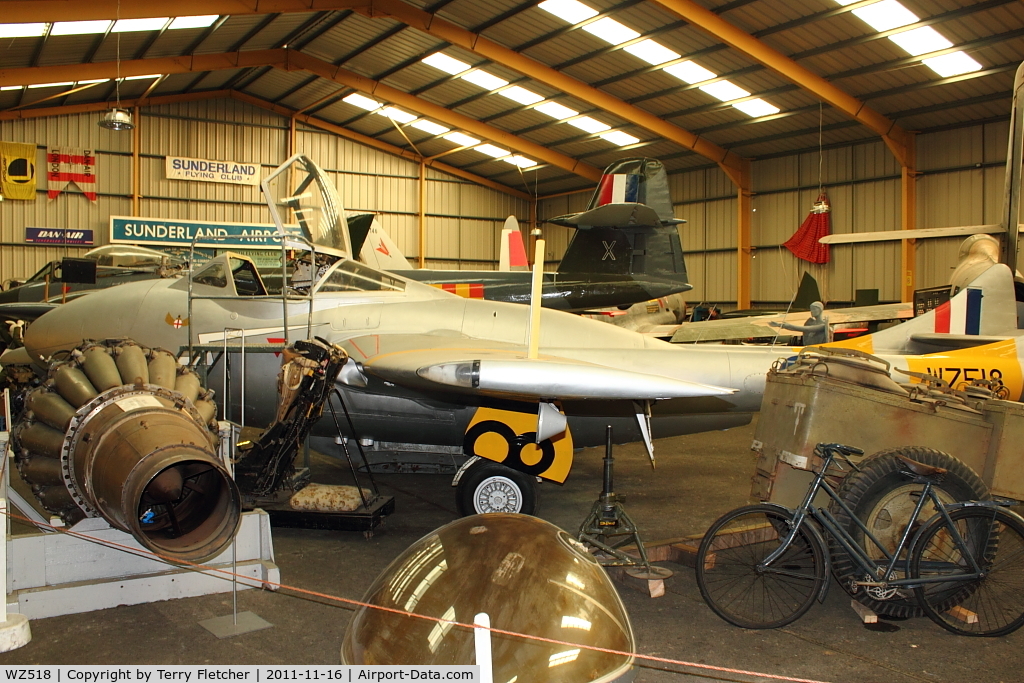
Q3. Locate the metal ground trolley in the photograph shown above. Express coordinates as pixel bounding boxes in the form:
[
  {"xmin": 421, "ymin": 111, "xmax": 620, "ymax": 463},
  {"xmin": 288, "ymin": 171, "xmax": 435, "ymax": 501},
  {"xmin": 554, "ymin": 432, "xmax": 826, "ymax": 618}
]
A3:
[
  {"xmin": 748, "ymin": 346, "xmax": 1024, "ymax": 617},
  {"xmin": 751, "ymin": 347, "xmax": 1024, "ymax": 507}
]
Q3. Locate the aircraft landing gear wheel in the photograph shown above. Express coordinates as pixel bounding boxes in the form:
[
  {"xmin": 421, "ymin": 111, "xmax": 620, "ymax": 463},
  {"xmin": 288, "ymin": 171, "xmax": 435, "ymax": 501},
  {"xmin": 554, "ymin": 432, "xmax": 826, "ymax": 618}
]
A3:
[
  {"xmin": 829, "ymin": 446, "xmax": 988, "ymax": 618},
  {"xmin": 456, "ymin": 460, "xmax": 538, "ymax": 516}
]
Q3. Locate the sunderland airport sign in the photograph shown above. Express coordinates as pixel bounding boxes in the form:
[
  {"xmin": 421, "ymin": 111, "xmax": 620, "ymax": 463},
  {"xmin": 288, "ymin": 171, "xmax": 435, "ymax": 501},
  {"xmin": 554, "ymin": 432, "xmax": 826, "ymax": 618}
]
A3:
[
  {"xmin": 165, "ymin": 156, "xmax": 261, "ymax": 186},
  {"xmin": 110, "ymin": 216, "xmax": 283, "ymax": 249}
]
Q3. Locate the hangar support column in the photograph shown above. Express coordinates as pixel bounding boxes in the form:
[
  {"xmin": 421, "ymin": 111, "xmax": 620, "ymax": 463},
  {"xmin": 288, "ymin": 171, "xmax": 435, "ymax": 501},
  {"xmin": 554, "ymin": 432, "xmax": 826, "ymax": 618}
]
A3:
[
  {"xmin": 737, "ymin": 173, "xmax": 753, "ymax": 310},
  {"xmin": 900, "ymin": 134, "xmax": 918, "ymax": 303}
]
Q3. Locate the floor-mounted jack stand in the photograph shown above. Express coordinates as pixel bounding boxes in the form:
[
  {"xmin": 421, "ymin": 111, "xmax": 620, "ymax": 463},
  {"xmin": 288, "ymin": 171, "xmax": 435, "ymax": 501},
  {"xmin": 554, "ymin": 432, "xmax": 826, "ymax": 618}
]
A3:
[{"xmin": 577, "ymin": 426, "xmax": 673, "ymax": 591}]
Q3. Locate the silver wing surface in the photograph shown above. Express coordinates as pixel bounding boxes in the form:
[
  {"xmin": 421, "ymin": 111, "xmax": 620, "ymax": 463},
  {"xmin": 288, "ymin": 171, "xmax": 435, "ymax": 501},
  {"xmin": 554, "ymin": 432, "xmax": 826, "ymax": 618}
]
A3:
[{"xmin": 341, "ymin": 333, "xmax": 735, "ymax": 401}]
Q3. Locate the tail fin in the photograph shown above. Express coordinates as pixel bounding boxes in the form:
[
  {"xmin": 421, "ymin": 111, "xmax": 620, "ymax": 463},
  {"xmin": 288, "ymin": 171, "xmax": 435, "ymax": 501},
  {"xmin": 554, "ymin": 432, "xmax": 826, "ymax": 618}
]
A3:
[
  {"xmin": 550, "ymin": 157, "xmax": 687, "ymax": 280},
  {"xmin": 498, "ymin": 216, "xmax": 529, "ymax": 272},
  {"xmin": 357, "ymin": 217, "xmax": 413, "ymax": 271},
  {"xmin": 830, "ymin": 264, "xmax": 1018, "ymax": 355},
  {"xmin": 557, "ymin": 223, "xmax": 688, "ymax": 279},
  {"xmin": 792, "ymin": 272, "xmax": 822, "ymax": 310},
  {"xmin": 587, "ymin": 158, "xmax": 675, "ymax": 221}
]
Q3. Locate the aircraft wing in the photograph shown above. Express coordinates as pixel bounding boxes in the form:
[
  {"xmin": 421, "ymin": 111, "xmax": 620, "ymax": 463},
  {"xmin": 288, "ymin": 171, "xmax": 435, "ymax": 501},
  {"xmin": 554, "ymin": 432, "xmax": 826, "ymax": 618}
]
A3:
[
  {"xmin": 341, "ymin": 333, "xmax": 735, "ymax": 401},
  {"xmin": 668, "ymin": 302, "xmax": 914, "ymax": 343}
]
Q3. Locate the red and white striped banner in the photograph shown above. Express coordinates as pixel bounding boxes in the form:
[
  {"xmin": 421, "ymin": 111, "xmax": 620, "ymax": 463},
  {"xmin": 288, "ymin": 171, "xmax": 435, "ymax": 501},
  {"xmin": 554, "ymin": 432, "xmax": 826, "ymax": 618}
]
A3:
[{"xmin": 47, "ymin": 147, "xmax": 97, "ymax": 202}]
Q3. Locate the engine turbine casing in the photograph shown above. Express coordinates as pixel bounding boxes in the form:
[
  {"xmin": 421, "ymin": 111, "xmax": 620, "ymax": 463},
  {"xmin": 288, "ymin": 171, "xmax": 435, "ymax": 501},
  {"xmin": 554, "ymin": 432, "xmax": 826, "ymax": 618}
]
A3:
[{"xmin": 14, "ymin": 340, "xmax": 240, "ymax": 563}]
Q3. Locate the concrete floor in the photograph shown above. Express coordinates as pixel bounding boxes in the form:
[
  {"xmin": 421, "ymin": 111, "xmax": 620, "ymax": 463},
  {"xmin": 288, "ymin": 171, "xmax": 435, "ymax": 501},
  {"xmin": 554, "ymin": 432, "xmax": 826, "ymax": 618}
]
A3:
[{"xmin": 2, "ymin": 417, "xmax": 1022, "ymax": 682}]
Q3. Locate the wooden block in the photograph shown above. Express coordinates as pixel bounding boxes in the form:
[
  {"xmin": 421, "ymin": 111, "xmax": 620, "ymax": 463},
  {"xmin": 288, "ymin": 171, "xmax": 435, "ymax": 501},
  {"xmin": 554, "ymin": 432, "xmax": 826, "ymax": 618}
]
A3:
[
  {"xmin": 850, "ymin": 599, "xmax": 878, "ymax": 624},
  {"xmin": 947, "ymin": 605, "xmax": 979, "ymax": 624},
  {"xmin": 610, "ymin": 568, "xmax": 668, "ymax": 598},
  {"xmin": 670, "ymin": 542, "xmax": 700, "ymax": 568}
]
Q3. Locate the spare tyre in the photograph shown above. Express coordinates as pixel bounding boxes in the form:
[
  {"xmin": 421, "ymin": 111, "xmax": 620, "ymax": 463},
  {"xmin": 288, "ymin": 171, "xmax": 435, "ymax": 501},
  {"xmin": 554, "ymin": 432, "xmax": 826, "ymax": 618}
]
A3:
[{"xmin": 829, "ymin": 446, "xmax": 988, "ymax": 618}]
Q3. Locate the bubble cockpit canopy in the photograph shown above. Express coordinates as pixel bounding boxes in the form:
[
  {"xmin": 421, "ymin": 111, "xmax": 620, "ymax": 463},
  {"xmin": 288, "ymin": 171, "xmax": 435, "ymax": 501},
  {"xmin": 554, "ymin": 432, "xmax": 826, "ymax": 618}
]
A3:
[
  {"xmin": 342, "ymin": 514, "xmax": 636, "ymax": 683},
  {"xmin": 261, "ymin": 154, "xmax": 352, "ymax": 259}
]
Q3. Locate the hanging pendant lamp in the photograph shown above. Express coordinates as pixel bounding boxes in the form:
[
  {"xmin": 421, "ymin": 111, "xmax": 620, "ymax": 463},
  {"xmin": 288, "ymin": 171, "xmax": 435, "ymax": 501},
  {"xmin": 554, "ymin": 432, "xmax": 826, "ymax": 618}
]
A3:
[{"xmin": 98, "ymin": 108, "xmax": 134, "ymax": 130}]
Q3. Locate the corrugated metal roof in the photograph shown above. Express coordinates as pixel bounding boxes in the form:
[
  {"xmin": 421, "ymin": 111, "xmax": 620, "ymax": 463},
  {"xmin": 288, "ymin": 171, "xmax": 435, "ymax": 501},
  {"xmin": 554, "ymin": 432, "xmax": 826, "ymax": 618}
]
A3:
[{"xmin": 5, "ymin": 0, "xmax": 1022, "ymax": 195}]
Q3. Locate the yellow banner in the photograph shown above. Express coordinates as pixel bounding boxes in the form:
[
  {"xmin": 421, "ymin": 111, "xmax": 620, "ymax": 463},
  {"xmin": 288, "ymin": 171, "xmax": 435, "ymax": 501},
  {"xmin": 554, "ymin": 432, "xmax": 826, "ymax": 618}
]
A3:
[{"xmin": 0, "ymin": 141, "xmax": 37, "ymax": 201}]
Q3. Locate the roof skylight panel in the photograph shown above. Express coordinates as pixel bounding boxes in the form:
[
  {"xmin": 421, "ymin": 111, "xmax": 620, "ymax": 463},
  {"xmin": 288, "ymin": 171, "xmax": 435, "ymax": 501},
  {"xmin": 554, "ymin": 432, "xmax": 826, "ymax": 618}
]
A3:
[
  {"xmin": 504, "ymin": 155, "xmax": 538, "ymax": 168},
  {"xmin": 50, "ymin": 20, "xmax": 112, "ymax": 36},
  {"xmin": 600, "ymin": 131, "xmax": 639, "ymax": 145},
  {"xmin": 0, "ymin": 86, "xmax": 23, "ymax": 91},
  {"xmin": 460, "ymin": 70, "xmax": 509, "ymax": 90},
  {"xmin": 123, "ymin": 74, "xmax": 161, "ymax": 81},
  {"xmin": 422, "ymin": 53, "xmax": 471, "ymax": 75},
  {"xmin": 112, "ymin": 18, "xmax": 169, "ymax": 33},
  {"xmin": 581, "ymin": 17, "xmax": 639, "ymax": 45},
  {"xmin": 475, "ymin": 144, "xmax": 511, "ymax": 157},
  {"xmin": 411, "ymin": 120, "xmax": 450, "ymax": 135},
  {"xmin": 375, "ymin": 107, "xmax": 417, "ymax": 124},
  {"xmin": 924, "ymin": 52, "xmax": 983, "ymax": 78},
  {"xmin": 0, "ymin": 23, "xmax": 48, "ymax": 38},
  {"xmin": 699, "ymin": 81, "xmax": 750, "ymax": 102},
  {"xmin": 443, "ymin": 132, "xmax": 481, "ymax": 147},
  {"xmin": 888, "ymin": 26, "xmax": 951, "ymax": 56},
  {"xmin": 568, "ymin": 116, "xmax": 611, "ymax": 134},
  {"xmin": 732, "ymin": 99, "xmax": 780, "ymax": 117},
  {"xmin": 662, "ymin": 61, "xmax": 717, "ymax": 84},
  {"xmin": 624, "ymin": 39, "xmax": 680, "ymax": 66},
  {"xmin": 535, "ymin": 101, "xmax": 579, "ymax": 119},
  {"xmin": 851, "ymin": 0, "xmax": 918, "ymax": 32},
  {"xmin": 168, "ymin": 16, "xmax": 219, "ymax": 30},
  {"xmin": 27, "ymin": 81, "xmax": 73, "ymax": 89},
  {"xmin": 538, "ymin": 0, "xmax": 599, "ymax": 25},
  {"xmin": 342, "ymin": 93, "xmax": 383, "ymax": 111},
  {"xmin": 500, "ymin": 86, "xmax": 544, "ymax": 105}
]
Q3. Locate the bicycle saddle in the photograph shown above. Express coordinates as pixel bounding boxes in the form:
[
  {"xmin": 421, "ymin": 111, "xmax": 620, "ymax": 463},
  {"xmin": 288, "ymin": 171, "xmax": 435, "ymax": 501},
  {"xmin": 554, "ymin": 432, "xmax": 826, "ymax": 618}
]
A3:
[{"xmin": 895, "ymin": 454, "xmax": 946, "ymax": 480}]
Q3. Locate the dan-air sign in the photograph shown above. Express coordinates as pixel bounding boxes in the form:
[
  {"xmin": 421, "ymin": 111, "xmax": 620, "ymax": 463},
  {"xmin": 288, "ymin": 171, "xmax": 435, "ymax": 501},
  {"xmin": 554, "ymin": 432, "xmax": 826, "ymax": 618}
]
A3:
[
  {"xmin": 110, "ymin": 216, "xmax": 282, "ymax": 249},
  {"xmin": 165, "ymin": 156, "xmax": 261, "ymax": 186}
]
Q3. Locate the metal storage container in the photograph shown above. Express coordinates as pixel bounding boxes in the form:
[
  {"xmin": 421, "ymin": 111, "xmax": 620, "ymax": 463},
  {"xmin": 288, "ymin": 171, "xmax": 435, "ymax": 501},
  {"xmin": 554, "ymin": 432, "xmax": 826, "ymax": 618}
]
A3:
[{"xmin": 751, "ymin": 348, "xmax": 1024, "ymax": 505}]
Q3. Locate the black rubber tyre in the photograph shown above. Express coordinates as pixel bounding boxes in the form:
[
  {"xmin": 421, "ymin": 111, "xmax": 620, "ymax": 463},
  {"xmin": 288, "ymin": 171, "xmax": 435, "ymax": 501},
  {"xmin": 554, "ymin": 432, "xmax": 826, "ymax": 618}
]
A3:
[
  {"xmin": 829, "ymin": 447, "xmax": 988, "ymax": 618},
  {"xmin": 455, "ymin": 459, "xmax": 538, "ymax": 516},
  {"xmin": 696, "ymin": 504, "xmax": 826, "ymax": 629},
  {"xmin": 911, "ymin": 506, "xmax": 1024, "ymax": 637}
]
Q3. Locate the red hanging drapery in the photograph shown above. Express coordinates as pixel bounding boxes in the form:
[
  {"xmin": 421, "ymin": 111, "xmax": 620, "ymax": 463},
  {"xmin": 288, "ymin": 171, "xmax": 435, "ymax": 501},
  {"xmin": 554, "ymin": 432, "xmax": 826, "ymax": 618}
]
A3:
[{"xmin": 783, "ymin": 192, "xmax": 831, "ymax": 264}]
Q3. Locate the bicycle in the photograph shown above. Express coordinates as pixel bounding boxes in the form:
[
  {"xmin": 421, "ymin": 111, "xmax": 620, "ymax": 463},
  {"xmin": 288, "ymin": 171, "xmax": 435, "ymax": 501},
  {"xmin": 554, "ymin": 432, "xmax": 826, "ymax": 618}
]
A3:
[{"xmin": 694, "ymin": 442, "xmax": 1024, "ymax": 636}]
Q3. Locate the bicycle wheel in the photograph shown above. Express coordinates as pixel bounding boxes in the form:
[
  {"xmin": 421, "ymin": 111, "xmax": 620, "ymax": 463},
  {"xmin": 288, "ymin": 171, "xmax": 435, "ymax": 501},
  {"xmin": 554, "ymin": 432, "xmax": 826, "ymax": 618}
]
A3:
[
  {"xmin": 829, "ymin": 447, "xmax": 987, "ymax": 618},
  {"xmin": 910, "ymin": 506, "xmax": 1024, "ymax": 637},
  {"xmin": 696, "ymin": 504, "xmax": 826, "ymax": 629}
]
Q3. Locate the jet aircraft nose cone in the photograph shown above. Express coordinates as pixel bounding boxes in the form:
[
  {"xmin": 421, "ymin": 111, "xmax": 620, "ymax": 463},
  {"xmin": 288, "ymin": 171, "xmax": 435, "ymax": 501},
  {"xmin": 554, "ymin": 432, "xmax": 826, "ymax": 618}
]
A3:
[
  {"xmin": 23, "ymin": 303, "xmax": 83, "ymax": 363},
  {"xmin": 23, "ymin": 280, "xmax": 157, "ymax": 363}
]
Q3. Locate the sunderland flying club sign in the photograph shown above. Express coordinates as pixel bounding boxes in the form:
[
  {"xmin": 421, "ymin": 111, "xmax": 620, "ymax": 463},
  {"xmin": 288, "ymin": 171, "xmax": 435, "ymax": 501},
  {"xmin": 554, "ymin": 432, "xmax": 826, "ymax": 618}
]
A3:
[
  {"xmin": 165, "ymin": 156, "xmax": 261, "ymax": 186},
  {"xmin": 110, "ymin": 216, "xmax": 282, "ymax": 249}
]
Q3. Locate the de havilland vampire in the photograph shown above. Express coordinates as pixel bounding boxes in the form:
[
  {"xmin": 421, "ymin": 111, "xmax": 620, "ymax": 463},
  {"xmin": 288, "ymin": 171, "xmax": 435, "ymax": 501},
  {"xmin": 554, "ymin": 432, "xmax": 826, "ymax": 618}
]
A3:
[
  {"xmin": 18, "ymin": 154, "xmax": 737, "ymax": 516},
  {"xmin": 17, "ymin": 151, "xmax": 1024, "ymax": 516}
]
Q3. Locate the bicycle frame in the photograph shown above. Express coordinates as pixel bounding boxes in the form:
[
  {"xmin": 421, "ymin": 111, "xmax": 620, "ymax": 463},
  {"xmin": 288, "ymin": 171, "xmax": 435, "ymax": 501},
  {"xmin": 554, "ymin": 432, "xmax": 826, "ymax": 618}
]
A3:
[{"xmin": 760, "ymin": 447, "xmax": 989, "ymax": 589}]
